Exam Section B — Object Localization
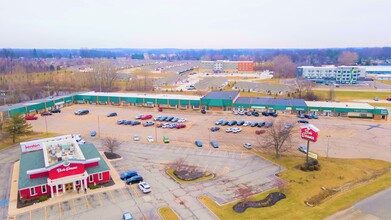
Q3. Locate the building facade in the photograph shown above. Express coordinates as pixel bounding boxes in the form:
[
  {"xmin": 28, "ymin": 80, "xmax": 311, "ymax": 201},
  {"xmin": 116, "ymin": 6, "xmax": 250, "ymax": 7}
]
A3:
[
  {"xmin": 18, "ymin": 135, "xmax": 110, "ymax": 201},
  {"xmin": 200, "ymin": 60, "xmax": 254, "ymax": 73},
  {"xmin": 297, "ymin": 65, "xmax": 366, "ymax": 84}
]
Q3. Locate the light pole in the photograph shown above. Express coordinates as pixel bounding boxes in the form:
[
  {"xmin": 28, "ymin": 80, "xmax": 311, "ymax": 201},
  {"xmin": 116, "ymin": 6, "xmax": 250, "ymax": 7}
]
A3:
[
  {"xmin": 97, "ymin": 116, "xmax": 101, "ymax": 138},
  {"xmin": 326, "ymin": 135, "xmax": 331, "ymax": 158},
  {"xmin": 44, "ymin": 116, "xmax": 48, "ymax": 136}
]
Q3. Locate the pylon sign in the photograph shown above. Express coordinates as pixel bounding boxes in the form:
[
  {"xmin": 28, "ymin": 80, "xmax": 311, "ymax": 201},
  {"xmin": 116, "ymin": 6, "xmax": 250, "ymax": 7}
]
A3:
[{"xmin": 300, "ymin": 124, "xmax": 320, "ymax": 143}]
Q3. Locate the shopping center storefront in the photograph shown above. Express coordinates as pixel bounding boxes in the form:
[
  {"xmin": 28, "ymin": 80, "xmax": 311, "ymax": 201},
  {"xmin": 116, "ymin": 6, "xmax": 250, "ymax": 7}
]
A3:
[{"xmin": 18, "ymin": 135, "xmax": 110, "ymax": 201}]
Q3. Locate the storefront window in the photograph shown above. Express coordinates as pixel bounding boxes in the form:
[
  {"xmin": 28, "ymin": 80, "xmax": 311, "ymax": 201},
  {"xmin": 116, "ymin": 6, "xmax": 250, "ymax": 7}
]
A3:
[
  {"xmin": 30, "ymin": 187, "xmax": 36, "ymax": 196},
  {"xmin": 42, "ymin": 185, "xmax": 47, "ymax": 193}
]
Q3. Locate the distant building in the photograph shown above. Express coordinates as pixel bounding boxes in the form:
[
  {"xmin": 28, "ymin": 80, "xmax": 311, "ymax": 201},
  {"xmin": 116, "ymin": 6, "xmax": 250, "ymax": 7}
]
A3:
[
  {"xmin": 297, "ymin": 65, "xmax": 366, "ymax": 84},
  {"xmin": 363, "ymin": 66, "xmax": 391, "ymax": 75},
  {"xmin": 200, "ymin": 60, "xmax": 254, "ymax": 73}
]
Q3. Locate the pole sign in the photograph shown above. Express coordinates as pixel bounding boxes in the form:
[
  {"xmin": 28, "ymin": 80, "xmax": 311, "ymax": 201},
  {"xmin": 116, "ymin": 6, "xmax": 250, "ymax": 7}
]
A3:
[{"xmin": 300, "ymin": 124, "xmax": 320, "ymax": 143}]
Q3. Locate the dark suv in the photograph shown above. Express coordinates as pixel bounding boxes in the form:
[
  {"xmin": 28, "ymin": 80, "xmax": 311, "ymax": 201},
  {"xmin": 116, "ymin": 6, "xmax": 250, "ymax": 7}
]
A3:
[{"xmin": 126, "ymin": 175, "xmax": 144, "ymax": 185}]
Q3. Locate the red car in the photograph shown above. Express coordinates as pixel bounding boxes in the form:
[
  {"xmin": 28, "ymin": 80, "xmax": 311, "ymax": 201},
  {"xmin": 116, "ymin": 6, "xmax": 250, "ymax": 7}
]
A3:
[
  {"xmin": 255, "ymin": 130, "xmax": 266, "ymax": 135},
  {"xmin": 25, "ymin": 115, "xmax": 38, "ymax": 120},
  {"xmin": 387, "ymin": 97, "xmax": 391, "ymax": 101},
  {"xmin": 176, "ymin": 124, "xmax": 186, "ymax": 129},
  {"xmin": 141, "ymin": 115, "xmax": 153, "ymax": 120}
]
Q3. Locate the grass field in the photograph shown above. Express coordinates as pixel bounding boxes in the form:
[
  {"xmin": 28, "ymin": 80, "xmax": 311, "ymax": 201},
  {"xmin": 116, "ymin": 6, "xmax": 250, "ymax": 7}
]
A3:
[
  {"xmin": 198, "ymin": 153, "xmax": 391, "ymax": 219},
  {"xmin": 0, "ymin": 132, "xmax": 57, "ymax": 150},
  {"xmin": 313, "ymin": 90, "xmax": 391, "ymax": 102},
  {"xmin": 376, "ymin": 80, "xmax": 391, "ymax": 86},
  {"xmin": 158, "ymin": 207, "xmax": 180, "ymax": 220},
  {"xmin": 369, "ymin": 102, "xmax": 391, "ymax": 107}
]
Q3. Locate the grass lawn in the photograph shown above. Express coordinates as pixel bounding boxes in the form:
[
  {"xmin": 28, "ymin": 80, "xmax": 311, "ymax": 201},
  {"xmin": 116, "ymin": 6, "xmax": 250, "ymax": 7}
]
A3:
[
  {"xmin": 0, "ymin": 132, "xmax": 58, "ymax": 150},
  {"xmin": 376, "ymin": 80, "xmax": 391, "ymax": 86},
  {"xmin": 158, "ymin": 207, "xmax": 180, "ymax": 220},
  {"xmin": 369, "ymin": 102, "xmax": 391, "ymax": 107},
  {"xmin": 313, "ymin": 90, "xmax": 391, "ymax": 102},
  {"xmin": 166, "ymin": 168, "xmax": 214, "ymax": 183},
  {"xmin": 199, "ymin": 153, "xmax": 391, "ymax": 219}
]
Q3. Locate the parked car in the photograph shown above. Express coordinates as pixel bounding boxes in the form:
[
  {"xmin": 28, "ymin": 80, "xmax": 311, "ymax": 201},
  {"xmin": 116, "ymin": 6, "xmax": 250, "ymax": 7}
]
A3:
[
  {"xmin": 250, "ymin": 122, "xmax": 259, "ymax": 127},
  {"xmin": 245, "ymin": 111, "xmax": 252, "ymax": 116},
  {"xmin": 257, "ymin": 122, "xmax": 265, "ymax": 127},
  {"xmin": 195, "ymin": 140, "xmax": 203, "ymax": 147},
  {"xmin": 265, "ymin": 122, "xmax": 273, "ymax": 128},
  {"xmin": 107, "ymin": 112, "xmax": 117, "ymax": 117},
  {"xmin": 124, "ymin": 120, "xmax": 133, "ymax": 125},
  {"xmin": 298, "ymin": 114, "xmax": 305, "ymax": 118},
  {"xmin": 298, "ymin": 119, "xmax": 309, "ymax": 124},
  {"xmin": 285, "ymin": 124, "xmax": 293, "ymax": 129},
  {"xmin": 147, "ymin": 136, "xmax": 154, "ymax": 142},
  {"xmin": 41, "ymin": 112, "xmax": 52, "ymax": 116},
  {"xmin": 243, "ymin": 121, "xmax": 251, "ymax": 126},
  {"xmin": 176, "ymin": 124, "xmax": 186, "ymax": 129},
  {"xmin": 270, "ymin": 112, "xmax": 278, "ymax": 117},
  {"xmin": 215, "ymin": 119, "xmax": 224, "ymax": 125},
  {"xmin": 165, "ymin": 116, "xmax": 174, "ymax": 122},
  {"xmin": 220, "ymin": 121, "xmax": 229, "ymax": 126},
  {"xmin": 237, "ymin": 120, "xmax": 245, "ymax": 126},
  {"xmin": 135, "ymin": 114, "xmax": 144, "ymax": 119},
  {"xmin": 74, "ymin": 110, "xmax": 89, "ymax": 115},
  {"xmin": 387, "ymin": 97, "xmax": 391, "ymax": 101},
  {"xmin": 90, "ymin": 131, "xmax": 96, "ymax": 137},
  {"xmin": 143, "ymin": 121, "xmax": 154, "ymax": 127},
  {"xmin": 131, "ymin": 121, "xmax": 141, "ymax": 126},
  {"xmin": 373, "ymin": 97, "xmax": 379, "ymax": 101},
  {"xmin": 117, "ymin": 120, "xmax": 126, "ymax": 125},
  {"xmin": 252, "ymin": 112, "xmax": 259, "ymax": 117},
  {"xmin": 226, "ymin": 128, "xmax": 232, "ymax": 133},
  {"xmin": 298, "ymin": 146, "xmax": 308, "ymax": 153},
  {"xmin": 312, "ymin": 115, "xmax": 319, "ymax": 119},
  {"xmin": 232, "ymin": 127, "xmax": 242, "ymax": 133},
  {"xmin": 120, "ymin": 171, "xmax": 138, "ymax": 180},
  {"xmin": 228, "ymin": 120, "xmax": 237, "ymax": 126},
  {"xmin": 210, "ymin": 126, "xmax": 220, "ymax": 132},
  {"xmin": 201, "ymin": 109, "xmax": 206, "ymax": 114},
  {"xmin": 210, "ymin": 141, "xmax": 219, "ymax": 148},
  {"xmin": 171, "ymin": 117, "xmax": 179, "ymax": 122},
  {"xmin": 141, "ymin": 115, "xmax": 153, "ymax": 120},
  {"xmin": 158, "ymin": 107, "xmax": 163, "ymax": 112},
  {"xmin": 255, "ymin": 130, "xmax": 266, "ymax": 135},
  {"xmin": 163, "ymin": 136, "xmax": 170, "ymax": 143},
  {"xmin": 138, "ymin": 182, "xmax": 151, "ymax": 193},
  {"xmin": 126, "ymin": 175, "xmax": 143, "ymax": 184},
  {"xmin": 304, "ymin": 114, "xmax": 313, "ymax": 119},
  {"xmin": 262, "ymin": 111, "xmax": 269, "ymax": 116},
  {"xmin": 50, "ymin": 109, "xmax": 61, "ymax": 113},
  {"xmin": 243, "ymin": 143, "xmax": 252, "ymax": 150},
  {"xmin": 133, "ymin": 135, "xmax": 139, "ymax": 141},
  {"xmin": 25, "ymin": 115, "xmax": 38, "ymax": 120},
  {"xmin": 123, "ymin": 212, "xmax": 134, "ymax": 220}
]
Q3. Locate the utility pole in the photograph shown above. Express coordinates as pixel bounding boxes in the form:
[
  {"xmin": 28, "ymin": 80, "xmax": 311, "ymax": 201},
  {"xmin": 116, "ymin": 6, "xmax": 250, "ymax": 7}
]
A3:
[{"xmin": 44, "ymin": 116, "xmax": 48, "ymax": 136}]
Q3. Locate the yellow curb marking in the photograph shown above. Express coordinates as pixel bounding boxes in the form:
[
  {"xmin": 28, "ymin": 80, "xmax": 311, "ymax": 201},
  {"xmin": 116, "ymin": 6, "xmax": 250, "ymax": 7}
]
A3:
[
  {"xmin": 72, "ymin": 198, "xmax": 77, "ymax": 215},
  {"xmin": 29, "ymin": 210, "xmax": 31, "ymax": 220},
  {"xmin": 109, "ymin": 190, "xmax": 116, "ymax": 202},
  {"xmin": 97, "ymin": 193, "xmax": 103, "ymax": 206},
  {"xmin": 58, "ymin": 203, "xmax": 62, "ymax": 219},
  {"xmin": 84, "ymin": 196, "xmax": 91, "ymax": 209},
  {"xmin": 44, "ymin": 206, "xmax": 47, "ymax": 220}
]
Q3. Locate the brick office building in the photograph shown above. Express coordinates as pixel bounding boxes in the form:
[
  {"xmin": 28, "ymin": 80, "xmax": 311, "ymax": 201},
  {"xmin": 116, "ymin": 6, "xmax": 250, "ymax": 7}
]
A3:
[{"xmin": 18, "ymin": 135, "xmax": 110, "ymax": 201}]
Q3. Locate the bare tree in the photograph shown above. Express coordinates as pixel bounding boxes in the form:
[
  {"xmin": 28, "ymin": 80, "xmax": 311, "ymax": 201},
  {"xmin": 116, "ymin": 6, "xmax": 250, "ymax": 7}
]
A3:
[
  {"xmin": 271, "ymin": 55, "xmax": 298, "ymax": 78},
  {"xmin": 102, "ymin": 137, "xmax": 122, "ymax": 153},
  {"xmin": 258, "ymin": 119, "xmax": 296, "ymax": 159},
  {"xmin": 338, "ymin": 51, "xmax": 359, "ymax": 65},
  {"xmin": 173, "ymin": 158, "xmax": 186, "ymax": 171},
  {"xmin": 294, "ymin": 80, "xmax": 315, "ymax": 99},
  {"xmin": 236, "ymin": 185, "xmax": 253, "ymax": 204}
]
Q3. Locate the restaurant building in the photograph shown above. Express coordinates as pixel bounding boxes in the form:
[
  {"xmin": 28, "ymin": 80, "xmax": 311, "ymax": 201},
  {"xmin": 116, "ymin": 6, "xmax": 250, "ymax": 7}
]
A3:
[{"xmin": 18, "ymin": 135, "xmax": 110, "ymax": 201}]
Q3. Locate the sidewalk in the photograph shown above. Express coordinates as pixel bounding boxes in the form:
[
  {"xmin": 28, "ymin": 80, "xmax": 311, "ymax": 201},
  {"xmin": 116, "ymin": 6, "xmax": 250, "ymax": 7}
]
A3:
[{"xmin": 7, "ymin": 152, "xmax": 124, "ymax": 217}]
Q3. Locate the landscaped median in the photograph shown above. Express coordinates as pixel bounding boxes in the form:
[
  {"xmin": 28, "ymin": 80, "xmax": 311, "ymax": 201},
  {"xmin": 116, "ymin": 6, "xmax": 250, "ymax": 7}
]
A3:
[
  {"xmin": 158, "ymin": 207, "xmax": 180, "ymax": 220},
  {"xmin": 166, "ymin": 168, "xmax": 214, "ymax": 183},
  {"xmin": 198, "ymin": 153, "xmax": 391, "ymax": 219}
]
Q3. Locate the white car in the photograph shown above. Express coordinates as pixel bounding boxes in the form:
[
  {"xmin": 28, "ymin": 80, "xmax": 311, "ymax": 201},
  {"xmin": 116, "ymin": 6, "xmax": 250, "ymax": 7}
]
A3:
[
  {"xmin": 135, "ymin": 114, "xmax": 144, "ymax": 119},
  {"xmin": 178, "ymin": 118, "xmax": 187, "ymax": 122},
  {"xmin": 154, "ymin": 116, "xmax": 162, "ymax": 121},
  {"xmin": 226, "ymin": 128, "xmax": 232, "ymax": 133},
  {"xmin": 233, "ymin": 111, "xmax": 238, "ymax": 115},
  {"xmin": 243, "ymin": 143, "xmax": 252, "ymax": 150},
  {"xmin": 232, "ymin": 127, "xmax": 242, "ymax": 133},
  {"xmin": 147, "ymin": 136, "xmax": 154, "ymax": 142},
  {"xmin": 243, "ymin": 121, "xmax": 251, "ymax": 127},
  {"xmin": 133, "ymin": 135, "xmax": 139, "ymax": 141},
  {"xmin": 138, "ymin": 182, "xmax": 151, "ymax": 193}
]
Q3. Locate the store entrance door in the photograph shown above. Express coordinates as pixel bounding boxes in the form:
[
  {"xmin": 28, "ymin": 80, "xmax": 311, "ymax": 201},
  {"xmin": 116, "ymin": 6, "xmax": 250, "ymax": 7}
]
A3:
[{"xmin": 65, "ymin": 182, "xmax": 73, "ymax": 191}]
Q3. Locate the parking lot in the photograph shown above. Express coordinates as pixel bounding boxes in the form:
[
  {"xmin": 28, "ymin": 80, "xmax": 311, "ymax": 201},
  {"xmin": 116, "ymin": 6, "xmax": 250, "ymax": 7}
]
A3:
[
  {"xmin": 29, "ymin": 104, "xmax": 391, "ymax": 162},
  {"xmin": 12, "ymin": 142, "xmax": 283, "ymax": 219}
]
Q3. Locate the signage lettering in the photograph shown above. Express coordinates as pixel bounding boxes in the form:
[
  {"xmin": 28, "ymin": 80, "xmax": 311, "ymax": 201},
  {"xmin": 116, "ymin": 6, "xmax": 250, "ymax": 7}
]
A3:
[
  {"xmin": 56, "ymin": 166, "xmax": 78, "ymax": 173},
  {"xmin": 25, "ymin": 144, "xmax": 40, "ymax": 149},
  {"xmin": 300, "ymin": 124, "xmax": 320, "ymax": 143}
]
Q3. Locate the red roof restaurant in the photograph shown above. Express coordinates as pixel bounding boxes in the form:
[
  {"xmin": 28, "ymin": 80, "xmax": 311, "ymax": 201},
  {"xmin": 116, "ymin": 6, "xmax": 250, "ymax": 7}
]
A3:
[{"xmin": 18, "ymin": 135, "xmax": 110, "ymax": 201}]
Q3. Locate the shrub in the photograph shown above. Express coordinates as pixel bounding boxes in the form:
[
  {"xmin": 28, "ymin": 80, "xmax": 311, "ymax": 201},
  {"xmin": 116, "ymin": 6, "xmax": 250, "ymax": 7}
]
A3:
[
  {"xmin": 309, "ymin": 166, "xmax": 315, "ymax": 171},
  {"xmin": 38, "ymin": 195, "xmax": 48, "ymax": 202},
  {"xmin": 300, "ymin": 165, "xmax": 307, "ymax": 171},
  {"xmin": 88, "ymin": 184, "xmax": 98, "ymax": 189}
]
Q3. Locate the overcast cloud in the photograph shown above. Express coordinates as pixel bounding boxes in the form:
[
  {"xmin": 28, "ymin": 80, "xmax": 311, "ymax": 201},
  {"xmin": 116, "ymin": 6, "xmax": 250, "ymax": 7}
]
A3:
[{"xmin": 0, "ymin": 0, "xmax": 390, "ymax": 49}]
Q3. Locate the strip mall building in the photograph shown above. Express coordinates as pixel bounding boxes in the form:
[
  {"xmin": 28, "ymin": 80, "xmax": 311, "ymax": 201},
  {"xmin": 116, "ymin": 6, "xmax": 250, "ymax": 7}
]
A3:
[{"xmin": 18, "ymin": 135, "xmax": 110, "ymax": 201}]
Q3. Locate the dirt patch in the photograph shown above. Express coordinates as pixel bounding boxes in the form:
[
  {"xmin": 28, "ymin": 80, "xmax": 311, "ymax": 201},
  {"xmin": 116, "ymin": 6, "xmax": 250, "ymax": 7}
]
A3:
[
  {"xmin": 232, "ymin": 192, "xmax": 286, "ymax": 213},
  {"xmin": 104, "ymin": 152, "xmax": 122, "ymax": 160}
]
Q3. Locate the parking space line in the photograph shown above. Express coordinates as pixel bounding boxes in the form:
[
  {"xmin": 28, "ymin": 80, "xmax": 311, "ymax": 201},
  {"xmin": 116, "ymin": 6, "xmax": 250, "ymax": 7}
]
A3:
[
  {"xmin": 29, "ymin": 210, "xmax": 31, "ymax": 220},
  {"xmin": 44, "ymin": 206, "xmax": 47, "ymax": 220},
  {"xmin": 109, "ymin": 190, "xmax": 116, "ymax": 202},
  {"xmin": 58, "ymin": 203, "xmax": 62, "ymax": 219},
  {"xmin": 97, "ymin": 193, "xmax": 103, "ymax": 206},
  {"xmin": 132, "ymin": 185, "xmax": 141, "ymax": 198},
  {"xmin": 72, "ymin": 198, "xmax": 77, "ymax": 215},
  {"xmin": 119, "ymin": 188, "xmax": 127, "ymax": 200},
  {"xmin": 85, "ymin": 196, "xmax": 91, "ymax": 209}
]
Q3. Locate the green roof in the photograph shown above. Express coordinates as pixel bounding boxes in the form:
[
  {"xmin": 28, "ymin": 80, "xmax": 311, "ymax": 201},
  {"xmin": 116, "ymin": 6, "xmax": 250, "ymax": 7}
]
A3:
[
  {"xmin": 79, "ymin": 144, "xmax": 110, "ymax": 174},
  {"xmin": 18, "ymin": 151, "xmax": 47, "ymax": 189}
]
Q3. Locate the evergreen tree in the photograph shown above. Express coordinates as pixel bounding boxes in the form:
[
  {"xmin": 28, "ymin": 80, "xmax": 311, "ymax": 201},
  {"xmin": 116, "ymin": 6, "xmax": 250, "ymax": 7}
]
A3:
[{"xmin": 4, "ymin": 113, "xmax": 33, "ymax": 143}]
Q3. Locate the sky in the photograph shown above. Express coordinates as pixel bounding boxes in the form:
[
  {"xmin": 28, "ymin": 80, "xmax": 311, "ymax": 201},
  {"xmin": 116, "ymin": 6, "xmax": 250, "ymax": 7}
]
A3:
[{"xmin": 0, "ymin": 0, "xmax": 390, "ymax": 49}]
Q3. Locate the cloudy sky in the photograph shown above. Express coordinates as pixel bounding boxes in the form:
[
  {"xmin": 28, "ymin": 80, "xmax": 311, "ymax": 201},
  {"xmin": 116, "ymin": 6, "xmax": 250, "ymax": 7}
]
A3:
[{"xmin": 0, "ymin": 0, "xmax": 390, "ymax": 49}]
